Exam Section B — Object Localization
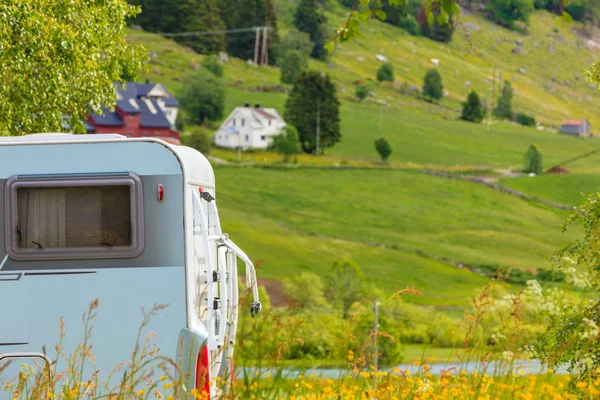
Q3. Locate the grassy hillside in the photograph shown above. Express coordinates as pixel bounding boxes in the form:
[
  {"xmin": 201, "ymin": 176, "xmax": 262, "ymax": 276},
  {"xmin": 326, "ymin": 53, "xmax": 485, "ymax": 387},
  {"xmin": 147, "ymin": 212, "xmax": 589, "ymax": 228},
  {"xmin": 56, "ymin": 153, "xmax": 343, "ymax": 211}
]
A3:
[
  {"xmin": 215, "ymin": 167, "xmax": 577, "ymax": 286},
  {"xmin": 500, "ymin": 173, "xmax": 600, "ymax": 206}
]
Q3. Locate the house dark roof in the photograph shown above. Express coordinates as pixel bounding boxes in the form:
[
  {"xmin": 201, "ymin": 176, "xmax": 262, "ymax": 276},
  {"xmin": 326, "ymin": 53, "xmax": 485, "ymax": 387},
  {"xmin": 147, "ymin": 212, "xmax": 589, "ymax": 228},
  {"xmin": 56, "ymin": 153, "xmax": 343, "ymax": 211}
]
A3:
[
  {"xmin": 254, "ymin": 108, "xmax": 276, "ymax": 119},
  {"xmin": 139, "ymin": 99, "xmax": 172, "ymax": 128},
  {"xmin": 89, "ymin": 81, "xmax": 179, "ymax": 129},
  {"xmin": 117, "ymin": 99, "xmax": 140, "ymax": 114},
  {"xmin": 90, "ymin": 107, "xmax": 125, "ymax": 126}
]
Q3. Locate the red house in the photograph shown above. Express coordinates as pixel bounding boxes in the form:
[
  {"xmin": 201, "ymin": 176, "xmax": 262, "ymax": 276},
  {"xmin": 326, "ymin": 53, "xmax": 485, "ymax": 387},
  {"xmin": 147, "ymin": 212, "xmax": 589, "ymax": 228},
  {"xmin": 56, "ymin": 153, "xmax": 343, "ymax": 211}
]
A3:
[{"xmin": 87, "ymin": 82, "xmax": 180, "ymax": 144}]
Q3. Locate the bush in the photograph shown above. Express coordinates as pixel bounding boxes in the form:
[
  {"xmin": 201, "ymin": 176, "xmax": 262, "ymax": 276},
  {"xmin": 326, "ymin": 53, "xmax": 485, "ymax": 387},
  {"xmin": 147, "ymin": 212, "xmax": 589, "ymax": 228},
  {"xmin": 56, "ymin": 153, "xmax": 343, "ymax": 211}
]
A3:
[
  {"xmin": 524, "ymin": 144, "xmax": 543, "ymax": 174},
  {"xmin": 487, "ymin": 0, "xmax": 534, "ymax": 29},
  {"xmin": 201, "ymin": 54, "xmax": 223, "ymax": 77},
  {"xmin": 355, "ymin": 84, "xmax": 370, "ymax": 102},
  {"xmin": 181, "ymin": 128, "xmax": 212, "ymax": 155},
  {"xmin": 271, "ymin": 125, "xmax": 302, "ymax": 162},
  {"xmin": 516, "ymin": 112, "xmax": 536, "ymax": 127},
  {"xmin": 377, "ymin": 63, "xmax": 395, "ymax": 82},
  {"xmin": 374, "ymin": 137, "xmax": 392, "ymax": 161},
  {"xmin": 461, "ymin": 91, "xmax": 485, "ymax": 123},
  {"xmin": 179, "ymin": 68, "xmax": 225, "ymax": 124},
  {"xmin": 280, "ymin": 50, "xmax": 306, "ymax": 84},
  {"xmin": 422, "ymin": 69, "xmax": 443, "ymax": 103},
  {"xmin": 398, "ymin": 15, "xmax": 420, "ymax": 35}
]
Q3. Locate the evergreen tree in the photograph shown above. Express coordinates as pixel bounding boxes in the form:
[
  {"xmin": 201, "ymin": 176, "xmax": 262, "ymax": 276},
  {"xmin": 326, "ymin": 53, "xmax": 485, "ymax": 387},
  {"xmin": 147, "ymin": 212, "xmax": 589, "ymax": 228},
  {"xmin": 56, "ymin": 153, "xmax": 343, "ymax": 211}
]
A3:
[
  {"xmin": 130, "ymin": 0, "xmax": 226, "ymax": 54},
  {"xmin": 524, "ymin": 145, "xmax": 543, "ymax": 174},
  {"xmin": 374, "ymin": 137, "xmax": 393, "ymax": 161},
  {"xmin": 294, "ymin": 0, "xmax": 328, "ymax": 60},
  {"xmin": 461, "ymin": 91, "xmax": 485, "ymax": 123},
  {"xmin": 221, "ymin": 0, "xmax": 280, "ymax": 64},
  {"xmin": 280, "ymin": 50, "xmax": 306, "ymax": 84},
  {"xmin": 423, "ymin": 69, "xmax": 443, "ymax": 103},
  {"xmin": 284, "ymin": 71, "xmax": 341, "ymax": 154},
  {"xmin": 495, "ymin": 81, "xmax": 514, "ymax": 120},
  {"xmin": 377, "ymin": 63, "xmax": 395, "ymax": 82}
]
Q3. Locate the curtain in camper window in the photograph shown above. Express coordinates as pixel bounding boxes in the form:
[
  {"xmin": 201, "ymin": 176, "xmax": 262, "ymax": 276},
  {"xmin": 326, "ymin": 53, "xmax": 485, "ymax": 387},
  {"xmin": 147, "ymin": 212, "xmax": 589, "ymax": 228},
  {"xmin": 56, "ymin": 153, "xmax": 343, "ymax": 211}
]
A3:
[
  {"xmin": 18, "ymin": 188, "xmax": 68, "ymax": 248},
  {"xmin": 16, "ymin": 186, "xmax": 131, "ymax": 249}
]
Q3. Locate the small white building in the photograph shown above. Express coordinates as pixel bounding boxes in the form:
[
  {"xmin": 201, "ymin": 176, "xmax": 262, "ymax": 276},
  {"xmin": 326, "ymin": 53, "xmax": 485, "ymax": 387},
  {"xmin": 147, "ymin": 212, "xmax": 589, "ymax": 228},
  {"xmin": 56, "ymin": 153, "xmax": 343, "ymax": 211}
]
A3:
[{"xmin": 215, "ymin": 103, "xmax": 286, "ymax": 150}]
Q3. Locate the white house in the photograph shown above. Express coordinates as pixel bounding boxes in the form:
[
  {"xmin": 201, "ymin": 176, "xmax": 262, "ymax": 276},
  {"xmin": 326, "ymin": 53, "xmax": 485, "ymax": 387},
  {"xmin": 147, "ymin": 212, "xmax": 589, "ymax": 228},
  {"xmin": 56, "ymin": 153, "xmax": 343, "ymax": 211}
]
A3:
[{"xmin": 215, "ymin": 103, "xmax": 286, "ymax": 150}]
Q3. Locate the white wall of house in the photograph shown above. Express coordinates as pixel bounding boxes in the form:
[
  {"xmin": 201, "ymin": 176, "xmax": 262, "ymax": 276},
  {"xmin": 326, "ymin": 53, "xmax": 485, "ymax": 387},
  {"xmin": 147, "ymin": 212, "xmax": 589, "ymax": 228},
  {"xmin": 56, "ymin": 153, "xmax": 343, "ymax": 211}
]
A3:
[{"xmin": 214, "ymin": 106, "xmax": 286, "ymax": 150}]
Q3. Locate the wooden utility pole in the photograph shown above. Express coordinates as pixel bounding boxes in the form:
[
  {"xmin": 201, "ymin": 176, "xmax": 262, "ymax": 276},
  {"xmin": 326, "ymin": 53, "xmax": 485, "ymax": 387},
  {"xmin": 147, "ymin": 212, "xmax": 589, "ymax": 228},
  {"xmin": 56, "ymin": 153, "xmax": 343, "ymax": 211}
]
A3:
[
  {"xmin": 253, "ymin": 27, "xmax": 260, "ymax": 66},
  {"xmin": 261, "ymin": 28, "xmax": 268, "ymax": 65}
]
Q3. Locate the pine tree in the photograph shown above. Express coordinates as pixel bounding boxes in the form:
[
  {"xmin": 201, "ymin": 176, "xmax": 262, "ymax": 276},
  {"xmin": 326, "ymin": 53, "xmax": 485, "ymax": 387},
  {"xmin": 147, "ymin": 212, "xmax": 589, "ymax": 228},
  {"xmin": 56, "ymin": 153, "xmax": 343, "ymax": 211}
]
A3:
[
  {"xmin": 524, "ymin": 145, "xmax": 543, "ymax": 174},
  {"xmin": 423, "ymin": 69, "xmax": 443, "ymax": 103},
  {"xmin": 280, "ymin": 50, "xmax": 306, "ymax": 84},
  {"xmin": 284, "ymin": 71, "xmax": 341, "ymax": 154},
  {"xmin": 495, "ymin": 81, "xmax": 514, "ymax": 120},
  {"xmin": 177, "ymin": 0, "xmax": 226, "ymax": 54},
  {"xmin": 461, "ymin": 91, "xmax": 485, "ymax": 123},
  {"xmin": 221, "ymin": 0, "xmax": 280, "ymax": 64},
  {"xmin": 294, "ymin": 0, "xmax": 328, "ymax": 60}
]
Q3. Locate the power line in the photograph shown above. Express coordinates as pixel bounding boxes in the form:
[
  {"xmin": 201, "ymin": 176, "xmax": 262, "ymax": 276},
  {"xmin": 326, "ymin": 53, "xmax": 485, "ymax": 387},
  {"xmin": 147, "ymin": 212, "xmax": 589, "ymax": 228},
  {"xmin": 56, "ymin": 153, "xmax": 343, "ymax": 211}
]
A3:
[{"xmin": 128, "ymin": 26, "xmax": 272, "ymax": 38}]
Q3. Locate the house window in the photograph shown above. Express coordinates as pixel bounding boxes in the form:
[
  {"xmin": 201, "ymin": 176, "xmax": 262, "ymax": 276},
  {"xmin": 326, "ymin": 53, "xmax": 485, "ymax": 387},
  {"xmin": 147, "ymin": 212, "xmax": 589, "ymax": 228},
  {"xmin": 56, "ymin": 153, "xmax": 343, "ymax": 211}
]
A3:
[
  {"xmin": 142, "ymin": 132, "xmax": 148, "ymax": 137},
  {"xmin": 155, "ymin": 132, "xmax": 161, "ymax": 137},
  {"xmin": 261, "ymin": 135, "xmax": 266, "ymax": 141},
  {"xmin": 269, "ymin": 120, "xmax": 272, "ymax": 126},
  {"xmin": 245, "ymin": 134, "xmax": 249, "ymax": 142},
  {"xmin": 5, "ymin": 173, "xmax": 144, "ymax": 261},
  {"xmin": 242, "ymin": 119, "xmax": 245, "ymax": 127},
  {"xmin": 233, "ymin": 119, "xmax": 236, "ymax": 127},
  {"xmin": 126, "ymin": 132, "xmax": 132, "ymax": 137}
]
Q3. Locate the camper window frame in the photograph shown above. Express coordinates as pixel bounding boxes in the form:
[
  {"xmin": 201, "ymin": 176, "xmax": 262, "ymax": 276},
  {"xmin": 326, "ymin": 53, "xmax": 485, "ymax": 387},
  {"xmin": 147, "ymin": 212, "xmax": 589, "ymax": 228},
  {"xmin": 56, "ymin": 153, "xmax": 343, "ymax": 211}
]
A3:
[{"xmin": 5, "ymin": 173, "xmax": 145, "ymax": 261}]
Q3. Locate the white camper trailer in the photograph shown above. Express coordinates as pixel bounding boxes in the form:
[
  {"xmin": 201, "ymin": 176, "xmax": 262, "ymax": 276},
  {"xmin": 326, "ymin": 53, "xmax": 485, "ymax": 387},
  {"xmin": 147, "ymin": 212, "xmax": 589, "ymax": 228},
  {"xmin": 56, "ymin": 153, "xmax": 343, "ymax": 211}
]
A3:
[{"xmin": 0, "ymin": 133, "xmax": 261, "ymax": 398}]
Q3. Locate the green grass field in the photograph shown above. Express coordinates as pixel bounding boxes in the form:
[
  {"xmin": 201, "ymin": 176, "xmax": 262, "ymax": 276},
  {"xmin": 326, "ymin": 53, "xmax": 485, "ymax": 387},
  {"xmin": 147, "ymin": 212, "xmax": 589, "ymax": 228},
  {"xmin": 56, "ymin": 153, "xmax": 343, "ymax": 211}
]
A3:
[
  {"xmin": 215, "ymin": 167, "xmax": 578, "ymax": 300},
  {"xmin": 500, "ymin": 173, "xmax": 600, "ymax": 207}
]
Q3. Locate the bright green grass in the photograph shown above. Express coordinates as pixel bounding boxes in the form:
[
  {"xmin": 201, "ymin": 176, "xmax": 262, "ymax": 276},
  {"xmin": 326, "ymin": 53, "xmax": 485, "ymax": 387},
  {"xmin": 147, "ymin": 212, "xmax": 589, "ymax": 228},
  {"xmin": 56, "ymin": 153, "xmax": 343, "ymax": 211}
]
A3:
[
  {"xmin": 224, "ymin": 86, "xmax": 600, "ymax": 169},
  {"xmin": 500, "ymin": 173, "xmax": 600, "ymax": 207},
  {"xmin": 216, "ymin": 167, "xmax": 576, "ymax": 277}
]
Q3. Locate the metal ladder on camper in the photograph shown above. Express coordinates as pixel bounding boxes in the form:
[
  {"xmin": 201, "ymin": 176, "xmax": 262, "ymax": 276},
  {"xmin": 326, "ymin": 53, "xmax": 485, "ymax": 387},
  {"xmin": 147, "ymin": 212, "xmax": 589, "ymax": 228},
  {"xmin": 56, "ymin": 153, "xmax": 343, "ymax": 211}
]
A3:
[{"xmin": 191, "ymin": 187, "xmax": 261, "ymax": 382}]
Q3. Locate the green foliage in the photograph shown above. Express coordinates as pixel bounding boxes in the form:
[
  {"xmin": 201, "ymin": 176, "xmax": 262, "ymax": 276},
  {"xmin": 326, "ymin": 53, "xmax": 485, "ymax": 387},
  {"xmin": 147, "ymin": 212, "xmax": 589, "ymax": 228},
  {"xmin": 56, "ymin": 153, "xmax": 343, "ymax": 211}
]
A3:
[
  {"xmin": 355, "ymin": 84, "xmax": 371, "ymax": 102},
  {"xmin": 422, "ymin": 69, "xmax": 444, "ymax": 103},
  {"xmin": 201, "ymin": 55, "xmax": 224, "ymax": 77},
  {"xmin": 524, "ymin": 144, "xmax": 543, "ymax": 174},
  {"xmin": 494, "ymin": 81, "xmax": 514, "ymax": 120},
  {"xmin": 220, "ymin": 0, "xmax": 279, "ymax": 64},
  {"xmin": 131, "ymin": 0, "xmax": 226, "ymax": 53},
  {"xmin": 280, "ymin": 50, "xmax": 306, "ymax": 84},
  {"xmin": 180, "ymin": 127, "xmax": 212, "ymax": 155},
  {"xmin": 283, "ymin": 71, "xmax": 341, "ymax": 153},
  {"xmin": 324, "ymin": 260, "xmax": 367, "ymax": 318},
  {"xmin": 276, "ymin": 30, "xmax": 313, "ymax": 62},
  {"xmin": 377, "ymin": 63, "xmax": 395, "ymax": 83},
  {"xmin": 294, "ymin": 0, "xmax": 328, "ymax": 60},
  {"xmin": 398, "ymin": 15, "xmax": 421, "ymax": 36},
  {"xmin": 0, "ymin": 0, "xmax": 146, "ymax": 134},
  {"xmin": 487, "ymin": 0, "xmax": 534, "ymax": 28},
  {"xmin": 418, "ymin": 0, "xmax": 456, "ymax": 43},
  {"xmin": 516, "ymin": 112, "xmax": 536, "ymax": 127},
  {"xmin": 535, "ymin": 196, "xmax": 600, "ymax": 384},
  {"xmin": 179, "ymin": 69, "xmax": 225, "ymax": 124},
  {"xmin": 284, "ymin": 272, "xmax": 331, "ymax": 312},
  {"xmin": 461, "ymin": 91, "xmax": 485, "ymax": 123},
  {"xmin": 271, "ymin": 125, "xmax": 302, "ymax": 162},
  {"xmin": 374, "ymin": 137, "xmax": 393, "ymax": 161}
]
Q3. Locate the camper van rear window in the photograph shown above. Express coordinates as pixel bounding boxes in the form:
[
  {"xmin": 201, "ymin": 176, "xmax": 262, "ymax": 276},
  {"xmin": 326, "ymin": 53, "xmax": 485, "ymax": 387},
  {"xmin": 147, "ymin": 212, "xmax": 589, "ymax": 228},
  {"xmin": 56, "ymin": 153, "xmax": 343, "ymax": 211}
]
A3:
[{"xmin": 5, "ymin": 174, "xmax": 144, "ymax": 260}]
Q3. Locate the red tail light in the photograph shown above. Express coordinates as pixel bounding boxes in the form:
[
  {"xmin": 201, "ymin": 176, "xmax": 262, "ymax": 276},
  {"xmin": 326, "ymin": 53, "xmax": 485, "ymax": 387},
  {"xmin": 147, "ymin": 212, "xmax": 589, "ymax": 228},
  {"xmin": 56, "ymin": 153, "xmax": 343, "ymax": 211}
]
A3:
[{"xmin": 196, "ymin": 345, "xmax": 210, "ymax": 397}]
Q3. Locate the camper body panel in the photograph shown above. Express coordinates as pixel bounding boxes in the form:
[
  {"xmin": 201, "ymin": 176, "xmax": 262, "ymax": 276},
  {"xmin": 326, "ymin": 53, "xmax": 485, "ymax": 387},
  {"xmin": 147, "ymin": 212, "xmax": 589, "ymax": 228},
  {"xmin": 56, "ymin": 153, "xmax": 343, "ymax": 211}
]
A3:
[{"xmin": 0, "ymin": 139, "xmax": 208, "ymax": 396}]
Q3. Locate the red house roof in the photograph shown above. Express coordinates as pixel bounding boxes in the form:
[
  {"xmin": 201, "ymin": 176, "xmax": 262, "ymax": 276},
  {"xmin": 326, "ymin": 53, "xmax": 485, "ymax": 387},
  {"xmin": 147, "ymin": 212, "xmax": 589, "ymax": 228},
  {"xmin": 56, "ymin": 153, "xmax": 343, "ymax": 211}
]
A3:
[{"xmin": 561, "ymin": 120, "xmax": 585, "ymax": 126}]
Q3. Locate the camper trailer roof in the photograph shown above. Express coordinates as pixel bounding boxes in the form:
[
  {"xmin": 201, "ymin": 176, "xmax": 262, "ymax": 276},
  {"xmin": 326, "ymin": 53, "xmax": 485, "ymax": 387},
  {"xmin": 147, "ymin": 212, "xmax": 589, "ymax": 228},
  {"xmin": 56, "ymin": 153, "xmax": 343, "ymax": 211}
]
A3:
[{"xmin": 0, "ymin": 133, "xmax": 215, "ymax": 187}]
